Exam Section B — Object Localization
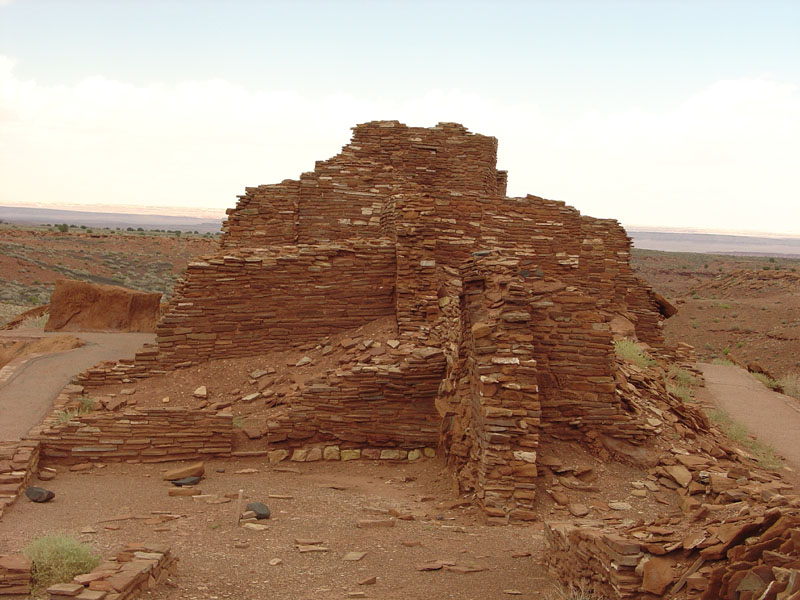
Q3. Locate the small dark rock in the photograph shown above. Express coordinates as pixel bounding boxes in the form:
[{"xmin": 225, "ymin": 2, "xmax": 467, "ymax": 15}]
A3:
[
  {"xmin": 25, "ymin": 486, "xmax": 55, "ymax": 503},
  {"xmin": 246, "ymin": 501, "xmax": 271, "ymax": 520},
  {"xmin": 170, "ymin": 476, "xmax": 203, "ymax": 487}
]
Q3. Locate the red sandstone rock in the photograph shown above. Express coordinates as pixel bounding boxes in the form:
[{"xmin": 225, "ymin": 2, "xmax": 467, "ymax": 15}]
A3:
[
  {"xmin": 640, "ymin": 556, "xmax": 674, "ymax": 595},
  {"xmin": 45, "ymin": 279, "xmax": 161, "ymax": 333}
]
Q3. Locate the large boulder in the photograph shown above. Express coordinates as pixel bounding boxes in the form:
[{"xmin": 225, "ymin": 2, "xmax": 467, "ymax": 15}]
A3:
[{"xmin": 45, "ymin": 279, "xmax": 161, "ymax": 333}]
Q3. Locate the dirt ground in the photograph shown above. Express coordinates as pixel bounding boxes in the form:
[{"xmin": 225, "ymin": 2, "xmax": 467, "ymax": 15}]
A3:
[
  {"xmin": 0, "ymin": 226, "xmax": 217, "ymax": 307},
  {"xmin": 632, "ymin": 249, "xmax": 800, "ymax": 378},
  {"xmin": 2, "ymin": 458, "xmax": 561, "ymax": 600}
]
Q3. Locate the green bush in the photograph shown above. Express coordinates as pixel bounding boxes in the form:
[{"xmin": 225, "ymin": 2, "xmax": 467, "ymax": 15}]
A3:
[
  {"xmin": 712, "ymin": 358, "xmax": 734, "ymax": 366},
  {"xmin": 24, "ymin": 534, "xmax": 100, "ymax": 590},
  {"xmin": 613, "ymin": 339, "xmax": 656, "ymax": 369}
]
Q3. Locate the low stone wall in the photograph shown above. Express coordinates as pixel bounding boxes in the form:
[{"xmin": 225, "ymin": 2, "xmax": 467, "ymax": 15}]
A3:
[
  {"xmin": 46, "ymin": 542, "xmax": 176, "ymax": 600},
  {"xmin": 74, "ymin": 346, "xmax": 162, "ymax": 389},
  {"xmin": 33, "ymin": 391, "xmax": 232, "ymax": 464},
  {"xmin": 0, "ymin": 554, "xmax": 31, "ymax": 596},
  {"xmin": 545, "ymin": 522, "xmax": 645, "ymax": 599},
  {"xmin": 0, "ymin": 440, "xmax": 40, "ymax": 520},
  {"xmin": 246, "ymin": 444, "xmax": 437, "ymax": 464}
]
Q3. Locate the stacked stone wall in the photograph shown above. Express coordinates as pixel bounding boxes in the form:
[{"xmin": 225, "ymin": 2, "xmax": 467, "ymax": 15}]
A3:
[
  {"xmin": 545, "ymin": 522, "xmax": 644, "ymax": 599},
  {"xmin": 34, "ymin": 392, "xmax": 232, "ymax": 464},
  {"xmin": 0, "ymin": 440, "xmax": 39, "ymax": 520},
  {"xmin": 0, "ymin": 553, "xmax": 31, "ymax": 596},
  {"xmin": 155, "ymin": 241, "xmax": 396, "ymax": 367},
  {"xmin": 222, "ymin": 180, "xmax": 299, "ymax": 248},
  {"xmin": 456, "ymin": 257, "xmax": 541, "ymax": 522}
]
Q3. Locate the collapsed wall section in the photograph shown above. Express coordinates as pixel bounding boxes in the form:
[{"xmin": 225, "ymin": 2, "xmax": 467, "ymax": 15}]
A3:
[
  {"xmin": 254, "ymin": 347, "xmax": 446, "ymax": 449},
  {"xmin": 155, "ymin": 240, "xmax": 396, "ymax": 366}
]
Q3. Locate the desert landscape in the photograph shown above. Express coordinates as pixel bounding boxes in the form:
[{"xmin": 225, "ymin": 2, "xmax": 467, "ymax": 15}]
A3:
[{"xmin": 0, "ymin": 121, "xmax": 798, "ymax": 600}]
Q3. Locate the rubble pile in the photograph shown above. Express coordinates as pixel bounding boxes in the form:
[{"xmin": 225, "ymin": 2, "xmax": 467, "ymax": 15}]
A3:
[{"xmin": 543, "ymin": 357, "xmax": 798, "ymax": 598}]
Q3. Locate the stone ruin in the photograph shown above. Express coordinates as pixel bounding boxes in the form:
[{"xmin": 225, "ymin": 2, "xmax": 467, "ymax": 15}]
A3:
[
  {"xmin": 142, "ymin": 120, "xmax": 672, "ymax": 522},
  {"xmin": 7, "ymin": 121, "xmax": 800, "ymax": 599}
]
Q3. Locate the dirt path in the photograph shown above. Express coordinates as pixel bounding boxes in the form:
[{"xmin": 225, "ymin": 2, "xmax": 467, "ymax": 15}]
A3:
[
  {"xmin": 0, "ymin": 328, "xmax": 153, "ymax": 440},
  {"xmin": 699, "ymin": 362, "xmax": 800, "ymax": 484}
]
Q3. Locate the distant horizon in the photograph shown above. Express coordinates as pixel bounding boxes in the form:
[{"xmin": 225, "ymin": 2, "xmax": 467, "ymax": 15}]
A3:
[{"xmin": 3, "ymin": 201, "xmax": 800, "ymax": 240}]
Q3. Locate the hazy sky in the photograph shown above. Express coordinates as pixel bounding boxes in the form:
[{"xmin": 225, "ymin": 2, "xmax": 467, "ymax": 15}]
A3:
[{"xmin": 1, "ymin": 0, "xmax": 799, "ymax": 234}]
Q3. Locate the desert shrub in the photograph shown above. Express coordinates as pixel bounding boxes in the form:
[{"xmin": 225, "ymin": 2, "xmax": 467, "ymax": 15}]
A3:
[
  {"xmin": 232, "ymin": 416, "xmax": 244, "ymax": 428},
  {"xmin": 753, "ymin": 373, "xmax": 779, "ymax": 390},
  {"xmin": 667, "ymin": 383, "xmax": 693, "ymax": 403},
  {"xmin": 56, "ymin": 400, "xmax": 92, "ymax": 424},
  {"xmin": 24, "ymin": 534, "xmax": 100, "ymax": 590},
  {"xmin": 712, "ymin": 358, "xmax": 734, "ymax": 366},
  {"xmin": 779, "ymin": 373, "xmax": 800, "ymax": 400},
  {"xmin": 56, "ymin": 409, "xmax": 79, "ymax": 424},
  {"xmin": 613, "ymin": 339, "xmax": 655, "ymax": 369},
  {"xmin": 78, "ymin": 395, "xmax": 96, "ymax": 412},
  {"xmin": 706, "ymin": 409, "xmax": 783, "ymax": 470},
  {"xmin": 669, "ymin": 366, "xmax": 698, "ymax": 387},
  {"xmin": 666, "ymin": 366, "xmax": 698, "ymax": 403}
]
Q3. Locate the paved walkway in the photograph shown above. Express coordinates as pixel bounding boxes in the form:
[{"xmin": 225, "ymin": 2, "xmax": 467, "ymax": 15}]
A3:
[
  {"xmin": 699, "ymin": 362, "xmax": 800, "ymax": 485},
  {"xmin": 0, "ymin": 329, "xmax": 153, "ymax": 440}
]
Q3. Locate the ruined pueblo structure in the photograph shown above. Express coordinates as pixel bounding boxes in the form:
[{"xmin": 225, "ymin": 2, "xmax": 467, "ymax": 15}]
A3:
[
  {"xmin": 5, "ymin": 122, "xmax": 800, "ymax": 600},
  {"xmin": 147, "ymin": 120, "xmax": 671, "ymax": 522}
]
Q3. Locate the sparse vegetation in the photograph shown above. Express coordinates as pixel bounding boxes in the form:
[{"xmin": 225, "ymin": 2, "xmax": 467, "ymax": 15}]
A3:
[
  {"xmin": 712, "ymin": 358, "xmax": 735, "ymax": 366},
  {"xmin": 56, "ymin": 408, "xmax": 80, "ymax": 423},
  {"xmin": 79, "ymin": 395, "xmax": 96, "ymax": 412},
  {"xmin": 613, "ymin": 339, "xmax": 656, "ymax": 369},
  {"xmin": 232, "ymin": 416, "xmax": 245, "ymax": 428},
  {"xmin": 55, "ymin": 399, "xmax": 94, "ymax": 424},
  {"xmin": 753, "ymin": 372, "xmax": 779, "ymax": 391},
  {"xmin": 779, "ymin": 373, "xmax": 800, "ymax": 400},
  {"xmin": 706, "ymin": 408, "xmax": 783, "ymax": 470},
  {"xmin": 24, "ymin": 534, "xmax": 100, "ymax": 591}
]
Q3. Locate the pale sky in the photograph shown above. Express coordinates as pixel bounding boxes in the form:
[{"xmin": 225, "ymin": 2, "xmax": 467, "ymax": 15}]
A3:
[{"xmin": 1, "ymin": 0, "xmax": 799, "ymax": 234}]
